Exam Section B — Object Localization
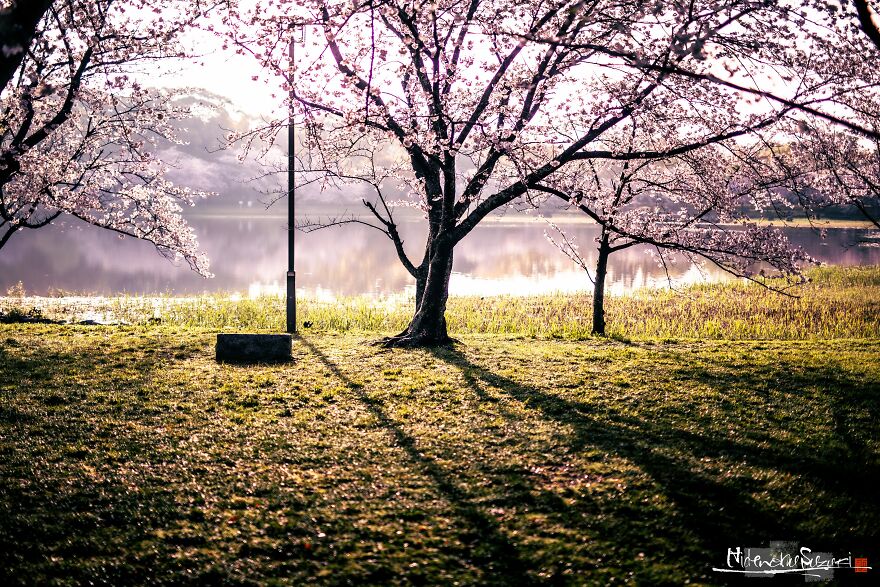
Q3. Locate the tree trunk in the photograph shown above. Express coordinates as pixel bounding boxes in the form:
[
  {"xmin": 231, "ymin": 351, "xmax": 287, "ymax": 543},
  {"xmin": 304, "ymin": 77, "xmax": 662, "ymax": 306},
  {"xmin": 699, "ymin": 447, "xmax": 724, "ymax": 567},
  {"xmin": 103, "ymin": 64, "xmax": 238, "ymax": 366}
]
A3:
[
  {"xmin": 382, "ymin": 241, "xmax": 454, "ymax": 347},
  {"xmin": 0, "ymin": 224, "xmax": 20, "ymax": 251},
  {"xmin": 592, "ymin": 235, "xmax": 610, "ymax": 336},
  {"xmin": 414, "ymin": 273, "xmax": 426, "ymax": 310},
  {"xmin": 0, "ymin": 0, "xmax": 54, "ymax": 94}
]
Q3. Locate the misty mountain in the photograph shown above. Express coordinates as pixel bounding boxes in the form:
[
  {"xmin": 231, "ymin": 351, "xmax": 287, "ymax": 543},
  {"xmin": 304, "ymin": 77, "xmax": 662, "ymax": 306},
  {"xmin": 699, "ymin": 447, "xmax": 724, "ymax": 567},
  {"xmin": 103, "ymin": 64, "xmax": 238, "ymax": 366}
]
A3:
[
  {"xmin": 156, "ymin": 91, "xmax": 569, "ymax": 221},
  {"xmin": 158, "ymin": 91, "xmax": 876, "ymax": 224},
  {"xmin": 157, "ymin": 91, "xmax": 370, "ymax": 216}
]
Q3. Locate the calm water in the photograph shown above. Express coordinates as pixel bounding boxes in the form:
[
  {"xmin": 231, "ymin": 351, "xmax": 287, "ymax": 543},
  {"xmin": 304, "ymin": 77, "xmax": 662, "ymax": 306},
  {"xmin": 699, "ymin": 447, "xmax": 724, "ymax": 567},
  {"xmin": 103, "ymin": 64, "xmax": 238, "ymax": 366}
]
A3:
[{"xmin": 1, "ymin": 212, "xmax": 877, "ymax": 297}]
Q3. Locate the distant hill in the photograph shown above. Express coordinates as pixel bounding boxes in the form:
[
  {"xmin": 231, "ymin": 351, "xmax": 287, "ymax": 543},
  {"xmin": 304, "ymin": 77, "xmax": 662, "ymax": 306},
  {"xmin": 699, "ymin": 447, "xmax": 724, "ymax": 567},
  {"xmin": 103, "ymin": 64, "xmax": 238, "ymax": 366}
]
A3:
[
  {"xmin": 156, "ymin": 91, "xmax": 367, "ymax": 217},
  {"xmin": 158, "ymin": 91, "xmax": 878, "ymax": 225}
]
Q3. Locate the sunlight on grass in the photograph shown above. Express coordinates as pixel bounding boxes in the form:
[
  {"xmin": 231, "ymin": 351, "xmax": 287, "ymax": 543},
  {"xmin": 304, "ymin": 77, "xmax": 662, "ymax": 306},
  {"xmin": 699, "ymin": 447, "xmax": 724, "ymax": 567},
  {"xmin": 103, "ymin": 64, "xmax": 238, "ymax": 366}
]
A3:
[
  {"xmin": 3, "ymin": 266, "xmax": 878, "ymax": 340},
  {"xmin": 1, "ymin": 269, "xmax": 877, "ymax": 584},
  {"xmin": 0, "ymin": 329, "xmax": 877, "ymax": 584}
]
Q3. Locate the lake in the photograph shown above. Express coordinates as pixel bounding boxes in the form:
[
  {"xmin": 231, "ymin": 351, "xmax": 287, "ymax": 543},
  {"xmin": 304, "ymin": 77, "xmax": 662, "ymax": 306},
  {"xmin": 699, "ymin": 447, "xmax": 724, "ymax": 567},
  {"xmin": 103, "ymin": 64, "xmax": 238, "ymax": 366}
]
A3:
[{"xmin": 1, "ymin": 212, "xmax": 877, "ymax": 298}]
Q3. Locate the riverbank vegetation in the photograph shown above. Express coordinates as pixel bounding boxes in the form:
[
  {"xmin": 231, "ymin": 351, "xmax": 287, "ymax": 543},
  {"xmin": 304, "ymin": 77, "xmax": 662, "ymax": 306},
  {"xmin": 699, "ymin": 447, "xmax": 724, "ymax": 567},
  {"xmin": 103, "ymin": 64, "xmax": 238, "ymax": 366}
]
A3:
[{"xmin": 3, "ymin": 266, "xmax": 879, "ymax": 340}]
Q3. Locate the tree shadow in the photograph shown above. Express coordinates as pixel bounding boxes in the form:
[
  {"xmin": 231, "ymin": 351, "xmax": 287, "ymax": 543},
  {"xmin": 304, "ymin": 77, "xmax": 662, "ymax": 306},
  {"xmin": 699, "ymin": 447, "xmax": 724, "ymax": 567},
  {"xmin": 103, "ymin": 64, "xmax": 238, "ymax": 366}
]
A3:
[
  {"xmin": 623, "ymin": 341, "xmax": 880, "ymax": 495},
  {"xmin": 298, "ymin": 336, "xmax": 544, "ymax": 585},
  {"xmin": 427, "ymin": 343, "xmax": 880, "ymax": 580}
]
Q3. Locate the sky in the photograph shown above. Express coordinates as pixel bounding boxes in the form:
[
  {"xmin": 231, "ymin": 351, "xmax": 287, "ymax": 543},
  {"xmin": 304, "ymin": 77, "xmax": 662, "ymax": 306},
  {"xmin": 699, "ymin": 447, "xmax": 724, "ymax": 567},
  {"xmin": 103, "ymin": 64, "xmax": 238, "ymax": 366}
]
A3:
[{"xmin": 157, "ymin": 25, "xmax": 282, "ymax": 118}]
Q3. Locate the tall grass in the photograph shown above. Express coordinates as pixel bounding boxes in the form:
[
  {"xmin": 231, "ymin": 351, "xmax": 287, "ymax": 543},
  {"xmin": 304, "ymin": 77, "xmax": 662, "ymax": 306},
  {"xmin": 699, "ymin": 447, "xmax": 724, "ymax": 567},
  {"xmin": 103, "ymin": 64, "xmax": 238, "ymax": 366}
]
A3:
[
  {"xmin": 2, "ymin": 266, "xmax": 878, "ymax": 339},
  {"xmin": 442, "ymin": 266, "xmax": 880, "ymax": 339}
]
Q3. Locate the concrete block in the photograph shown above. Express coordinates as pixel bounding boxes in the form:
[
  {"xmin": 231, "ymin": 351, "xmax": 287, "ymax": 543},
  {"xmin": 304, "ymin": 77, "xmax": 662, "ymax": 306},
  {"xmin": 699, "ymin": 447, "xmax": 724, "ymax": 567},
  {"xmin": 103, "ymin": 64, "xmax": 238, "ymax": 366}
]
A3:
[{"xmin": 216, "ymin": 333, "xmax": 292, "ymax": 364}]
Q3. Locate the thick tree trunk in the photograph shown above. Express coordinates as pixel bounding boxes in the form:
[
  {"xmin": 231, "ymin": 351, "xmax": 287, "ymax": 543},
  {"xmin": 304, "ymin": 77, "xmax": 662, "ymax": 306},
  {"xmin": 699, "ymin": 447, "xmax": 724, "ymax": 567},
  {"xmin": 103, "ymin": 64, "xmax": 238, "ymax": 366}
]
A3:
[
  {"xmin": 592, "ymin": 236, "xmax": 610, "ymax": 336},
  {"xmin": 0, "ymin": 0, "xmax": 54, "ymax": 94},
  {"xmin": 382, "ymin": 241, "xmax": 454, "ymax": 347}
]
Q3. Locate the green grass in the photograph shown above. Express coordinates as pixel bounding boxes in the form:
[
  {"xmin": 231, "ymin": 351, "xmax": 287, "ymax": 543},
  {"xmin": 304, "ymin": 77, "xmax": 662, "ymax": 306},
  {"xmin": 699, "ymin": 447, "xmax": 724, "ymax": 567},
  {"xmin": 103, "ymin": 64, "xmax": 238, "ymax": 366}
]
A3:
[
  {"xmin": 3, "ymin": 265, "xmax": 879, "ymax": 339},
  {"xmin": 0, "ymin": 329, "xmax": 877, "ymax": 584},
  {"xmin": 0, "ymin": 266, "xmax": 878, "ymax": 584}
]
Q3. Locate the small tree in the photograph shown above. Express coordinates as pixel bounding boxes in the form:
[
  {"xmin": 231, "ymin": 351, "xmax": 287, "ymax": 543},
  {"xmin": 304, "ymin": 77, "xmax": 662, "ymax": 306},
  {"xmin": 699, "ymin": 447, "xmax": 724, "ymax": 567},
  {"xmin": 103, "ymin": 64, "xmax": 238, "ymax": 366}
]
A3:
[
  {"xmin": 226, "ymin": 0, "xmax": 880, "ymax": 346},
  {"xmin": 769, "ymin": 123, "xmax": 880, "ymax": 230},
  {"xmin": 538, "ymin": 137, "xmax": 814, "ymax": 335},
  {"xmin": 0, "ymin": 0, "xmax": 217, "ymax": 275}
]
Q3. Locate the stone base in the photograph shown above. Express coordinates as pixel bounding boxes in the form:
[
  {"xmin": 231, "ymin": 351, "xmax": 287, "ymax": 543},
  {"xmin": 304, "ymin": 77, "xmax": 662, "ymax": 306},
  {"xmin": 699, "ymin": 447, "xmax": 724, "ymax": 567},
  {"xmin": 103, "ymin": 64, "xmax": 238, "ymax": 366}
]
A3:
[{"xmin": 216, "ymin": 333, "xmax": 293, "ymax": 364}]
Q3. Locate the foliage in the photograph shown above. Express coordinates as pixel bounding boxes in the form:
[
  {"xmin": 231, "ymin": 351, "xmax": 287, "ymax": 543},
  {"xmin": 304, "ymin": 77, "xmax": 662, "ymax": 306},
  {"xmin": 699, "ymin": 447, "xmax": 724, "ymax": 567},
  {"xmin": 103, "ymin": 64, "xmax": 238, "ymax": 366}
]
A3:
[
  {"xmin": 765, "ymin": 123, "xmax": 880, "ymax": 229},
  {"xmin": 0, "ymin": 0, "xmax": 216, "ymax": 274}
]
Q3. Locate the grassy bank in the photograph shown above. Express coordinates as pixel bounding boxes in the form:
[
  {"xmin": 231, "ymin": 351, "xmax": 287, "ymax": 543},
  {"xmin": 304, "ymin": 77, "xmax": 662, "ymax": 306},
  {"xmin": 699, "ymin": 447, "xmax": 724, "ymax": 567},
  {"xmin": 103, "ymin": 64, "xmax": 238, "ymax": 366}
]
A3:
[
  {"xmin": 0, "ymin": 328, "xmax": 878, "ymax": 585},
  {"xmin": 3, "ymin": 266, "xmax": 880, "ymax": 339}
]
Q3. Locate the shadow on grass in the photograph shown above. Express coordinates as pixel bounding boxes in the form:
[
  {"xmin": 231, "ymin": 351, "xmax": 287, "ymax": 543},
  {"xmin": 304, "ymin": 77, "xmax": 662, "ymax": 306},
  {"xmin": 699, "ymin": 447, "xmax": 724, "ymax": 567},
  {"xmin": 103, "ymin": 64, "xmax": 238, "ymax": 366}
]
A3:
[
  {"xmin": 0, "ymin": 331, "xmax": 236, "ymax": 586},
  {"xmin": 630, "ymin": 342, "xmax": 880, "ymax": 496},
  {"xmin": 427, "ymin": 343, "xmax": 880, "ymax": 576},
  {"xmin": 298, "ymin": 336, "xmax": 542, "ymax": 585},
  {"xmin": 4, "ymin": 330, "xmax": 876, "ymax": 585}
]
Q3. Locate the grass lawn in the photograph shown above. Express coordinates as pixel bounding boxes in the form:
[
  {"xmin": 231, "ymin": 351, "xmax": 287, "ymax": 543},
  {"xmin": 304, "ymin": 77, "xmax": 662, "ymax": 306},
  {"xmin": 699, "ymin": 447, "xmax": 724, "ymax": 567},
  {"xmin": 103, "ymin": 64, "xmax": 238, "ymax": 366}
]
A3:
[{"xmin": 1, "ymin": 324, "xmax": 878, "ymax": 585}]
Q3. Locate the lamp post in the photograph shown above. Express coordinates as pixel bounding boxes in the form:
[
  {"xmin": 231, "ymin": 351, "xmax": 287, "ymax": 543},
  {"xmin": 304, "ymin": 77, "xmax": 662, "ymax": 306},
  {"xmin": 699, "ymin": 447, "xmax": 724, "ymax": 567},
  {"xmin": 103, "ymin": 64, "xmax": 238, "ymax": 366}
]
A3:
[
  {"xmin": 215, "ymin": 22, "xmax": 304, "ymax": 363},
  {"xmin": 286, "ymin": 34, "xmax": 296, "ymax": 334}
]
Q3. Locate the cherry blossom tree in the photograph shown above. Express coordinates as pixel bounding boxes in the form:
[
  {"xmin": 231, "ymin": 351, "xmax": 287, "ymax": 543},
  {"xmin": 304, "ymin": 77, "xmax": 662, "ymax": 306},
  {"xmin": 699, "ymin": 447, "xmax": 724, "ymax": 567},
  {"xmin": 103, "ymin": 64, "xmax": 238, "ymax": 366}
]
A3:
[
  {"xmin": 539, "ymin": 134, "xmax": 816, "ymax": 335},
  {"xmin": 539, "ymin": 1, "xmax": 880, "ymax": 142},
  {"xmin": 0, "ymin": 0, "xmax": 218, "ymax": 275},
  {"xmin": 224, "ymin": 0, "xmax": 880, "ymax": 346},
  {"xmin": 542, "ymin": 0, "xmax": 880, "ymax": 230},
  {"xmin": 767, "ymin": 122, "xmax": 880, "ymax": 230}
]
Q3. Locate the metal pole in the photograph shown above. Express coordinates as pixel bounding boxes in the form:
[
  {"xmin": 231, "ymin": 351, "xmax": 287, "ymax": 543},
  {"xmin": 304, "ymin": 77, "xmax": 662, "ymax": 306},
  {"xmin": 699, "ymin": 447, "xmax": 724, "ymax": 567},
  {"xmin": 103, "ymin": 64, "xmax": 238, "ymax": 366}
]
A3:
[{"xmin": 286, "ymin": 35, "xmax": 296, "ymax": 334}]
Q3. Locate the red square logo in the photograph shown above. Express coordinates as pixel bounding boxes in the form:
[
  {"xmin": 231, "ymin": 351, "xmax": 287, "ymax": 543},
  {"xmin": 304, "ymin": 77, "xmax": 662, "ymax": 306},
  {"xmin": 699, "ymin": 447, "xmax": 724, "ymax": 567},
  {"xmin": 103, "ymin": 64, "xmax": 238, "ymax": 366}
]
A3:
[{"xmin": 855, "ymin": 558, "xmax": 869, "ymax": 573}]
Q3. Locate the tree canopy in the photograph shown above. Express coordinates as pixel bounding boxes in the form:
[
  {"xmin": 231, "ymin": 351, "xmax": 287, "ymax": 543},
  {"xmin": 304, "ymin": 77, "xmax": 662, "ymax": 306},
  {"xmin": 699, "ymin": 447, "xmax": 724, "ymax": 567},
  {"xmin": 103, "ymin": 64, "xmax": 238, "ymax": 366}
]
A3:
[
  {"xmin": 221, "ymin": 0, "xmax": 880, "ymax": 345},
  {"xmin": 0, "ymin": 0, "xmax": 217, "ymax": 275}
]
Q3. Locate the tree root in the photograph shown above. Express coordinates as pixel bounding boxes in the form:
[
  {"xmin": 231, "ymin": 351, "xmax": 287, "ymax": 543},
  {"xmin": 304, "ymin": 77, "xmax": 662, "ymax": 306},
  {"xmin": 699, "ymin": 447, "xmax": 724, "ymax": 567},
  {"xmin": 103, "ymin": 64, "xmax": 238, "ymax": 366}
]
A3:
[{"xmin": 371, "ymin": 332, "xmax": 458, "ymax": 348}]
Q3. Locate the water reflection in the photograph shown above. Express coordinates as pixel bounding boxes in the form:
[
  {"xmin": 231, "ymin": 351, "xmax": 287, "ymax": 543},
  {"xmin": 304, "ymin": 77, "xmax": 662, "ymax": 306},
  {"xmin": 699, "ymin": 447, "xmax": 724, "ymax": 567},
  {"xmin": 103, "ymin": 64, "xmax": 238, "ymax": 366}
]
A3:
[{"xmin": 0, "ymin": 213, "xmax": 877, "ymax": 297}]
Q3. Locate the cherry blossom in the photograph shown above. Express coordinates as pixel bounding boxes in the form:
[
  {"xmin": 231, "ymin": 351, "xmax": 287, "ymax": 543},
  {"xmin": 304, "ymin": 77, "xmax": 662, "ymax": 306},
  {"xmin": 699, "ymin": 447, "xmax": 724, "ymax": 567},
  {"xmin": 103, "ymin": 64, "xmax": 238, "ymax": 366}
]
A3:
[
  {"xmin": 537, "ymin": 132, "xmax": 820, "ymax": 334},
  {"xmin": 222, "ymin": 0, "xmax": 880, "ymax": 345},
  {"xmin": 1, "ymin": 0, "xmax": 218, "ymax": 276}
]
